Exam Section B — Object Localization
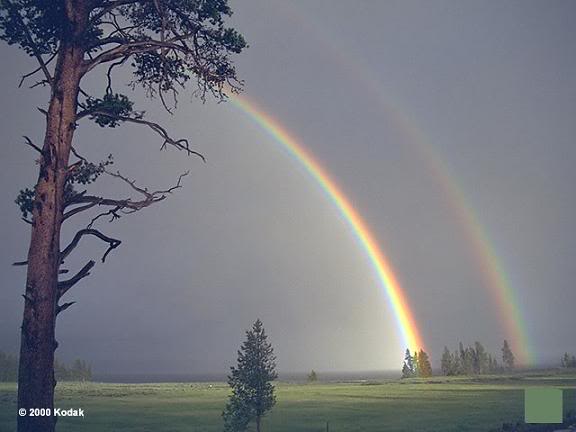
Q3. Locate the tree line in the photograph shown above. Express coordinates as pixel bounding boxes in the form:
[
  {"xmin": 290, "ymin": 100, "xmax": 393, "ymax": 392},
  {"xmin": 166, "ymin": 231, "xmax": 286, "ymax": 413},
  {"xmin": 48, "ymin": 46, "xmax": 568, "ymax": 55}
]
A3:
[
  {"xmin": 0, "ymin": 351, "xmax": 91, "ymax": 382},
  {"xmin": 561, "ymin": 353, "xmax": 576, "ymax": 368},
  {"xmin": 401, "ymin": 340, "xmax": 518, "ymax": 378},
  {"xmin": 440, "ymin": 340, "xmax": 515, "ymax": 376}
]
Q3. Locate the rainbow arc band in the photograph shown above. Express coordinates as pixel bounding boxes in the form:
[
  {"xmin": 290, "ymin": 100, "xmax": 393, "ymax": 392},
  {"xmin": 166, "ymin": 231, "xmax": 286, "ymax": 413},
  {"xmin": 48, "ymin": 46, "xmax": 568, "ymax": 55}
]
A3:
[{"xmin": 229, "ymin": 93, "xmax": 425, "ymax": 353}]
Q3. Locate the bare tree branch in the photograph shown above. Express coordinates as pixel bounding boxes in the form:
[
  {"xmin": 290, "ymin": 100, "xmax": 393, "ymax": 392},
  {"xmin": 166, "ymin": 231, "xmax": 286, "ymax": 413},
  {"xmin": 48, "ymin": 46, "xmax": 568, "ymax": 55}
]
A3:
[
  {"xmin": 57, "ymin": 261, "xmax": 96, "ymax": 298},
  {"xmin": 56, "ymin": 301, "xmax": 76, "ymax": 315},
  {"xmin": 107, "ymin": 169, "xmax": 189, "ymax": 198},
  {"xmin": 105, "ymin": 57, "xmax": 128, "ymax": 94},
  {"xmin": 87, "ymin": 205, "xmax": 122, "ymax": 228},
  {"xmin": 62, "ymin": 170, "xmax": 189, "ymax": 228},
  {"xmin": 22, "ymin": 136, "xmax": 42, "ymax": 154},
  {"xmin": 18, "ymin": 51, "xmax": 57, "ymax": 88},
  {"xmin": 62, "ymin": 202, "xmax": 99, "ymax": 221},
  {"xmin": 76, "ymin": 110, "xmax": 205, "ymax": 160},
  {"xmin": 60, "ymin": 228, "xmax": 121, "ymax": 264}
]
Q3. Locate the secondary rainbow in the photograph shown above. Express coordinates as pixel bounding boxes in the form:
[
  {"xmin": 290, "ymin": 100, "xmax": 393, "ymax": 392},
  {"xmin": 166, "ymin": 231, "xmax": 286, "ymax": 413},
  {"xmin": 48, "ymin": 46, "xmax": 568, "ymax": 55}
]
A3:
[{"xmin": 229, "ymin": 93, "xmax": 425, "ymax": 354}]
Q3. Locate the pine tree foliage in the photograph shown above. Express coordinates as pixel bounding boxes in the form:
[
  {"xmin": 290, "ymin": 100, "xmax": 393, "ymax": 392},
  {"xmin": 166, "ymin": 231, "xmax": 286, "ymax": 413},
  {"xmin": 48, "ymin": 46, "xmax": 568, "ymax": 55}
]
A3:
[
  {"xmin": 561, "ymin": 353, "xmax": 576, "ymax": 368},
  {"xmin": 223, "ymin": 319, "xmax": 277, "ymax": 432},
  {"xmin": 417, "ymin": 349, "xmax": 432, "ymax": 378},
  {"xmin": 307, "ymin": 370, "xmax": 318, "ymax": 382},
  {"xmin": 0, "ymin": 0, "xmax": 246, "ymax": 97},
  {"xmin": 401, "ymin": 349, "xmax": 415, "ymax": 378},
  {"xmin": 401, "ymin": 348, "xmax": 432, "ymax": 378}
]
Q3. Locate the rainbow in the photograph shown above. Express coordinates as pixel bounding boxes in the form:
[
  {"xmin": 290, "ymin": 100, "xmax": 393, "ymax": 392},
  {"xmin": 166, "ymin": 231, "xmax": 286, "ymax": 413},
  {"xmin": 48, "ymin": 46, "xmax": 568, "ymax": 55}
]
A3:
[
  {"xmin": 263, "ymin": 2, "xmax": 533, "ymax": 365},
  {"xmin": 229, "ymin": 93, "xmax": 425, "ymax": 354}
]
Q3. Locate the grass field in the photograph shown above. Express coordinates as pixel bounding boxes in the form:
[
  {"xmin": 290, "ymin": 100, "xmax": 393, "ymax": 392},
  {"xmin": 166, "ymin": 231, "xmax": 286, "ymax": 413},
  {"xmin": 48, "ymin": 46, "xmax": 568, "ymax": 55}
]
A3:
[{"xmin": 1, "ymin": 373, "xmax": 575, "ymax": 431}]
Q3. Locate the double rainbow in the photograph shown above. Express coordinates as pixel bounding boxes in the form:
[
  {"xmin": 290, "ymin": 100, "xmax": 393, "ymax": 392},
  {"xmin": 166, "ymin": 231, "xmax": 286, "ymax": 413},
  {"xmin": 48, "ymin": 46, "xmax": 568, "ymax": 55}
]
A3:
[{"xmin": 242, "ymin": 2, "xmax": 533, "ymax": 364}]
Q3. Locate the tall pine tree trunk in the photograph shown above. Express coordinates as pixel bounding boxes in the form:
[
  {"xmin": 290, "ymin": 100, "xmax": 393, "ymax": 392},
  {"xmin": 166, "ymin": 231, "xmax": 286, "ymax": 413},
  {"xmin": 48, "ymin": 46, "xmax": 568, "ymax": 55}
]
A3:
[
  {"xmin": 17, "ymin": 6, "xmax": 86, "ymax": 429},
  {"xmin": 256, "ymin": 415, "xmax": 261, "ymax": 432}
]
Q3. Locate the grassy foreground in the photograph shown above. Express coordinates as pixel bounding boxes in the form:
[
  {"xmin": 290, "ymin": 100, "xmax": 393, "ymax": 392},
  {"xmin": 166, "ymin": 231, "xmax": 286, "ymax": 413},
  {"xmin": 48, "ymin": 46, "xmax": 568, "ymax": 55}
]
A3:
[{"xmin": 0, "ymin": 373, "xmax": 574, "ymax": 431}]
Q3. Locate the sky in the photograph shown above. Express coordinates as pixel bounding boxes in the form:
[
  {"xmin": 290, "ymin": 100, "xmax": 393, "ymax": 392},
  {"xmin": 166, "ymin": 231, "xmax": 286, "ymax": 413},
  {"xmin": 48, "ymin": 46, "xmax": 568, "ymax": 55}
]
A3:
[{"xmin": 0, "ymin": 0, "xmax": 575, "ymax": 375}]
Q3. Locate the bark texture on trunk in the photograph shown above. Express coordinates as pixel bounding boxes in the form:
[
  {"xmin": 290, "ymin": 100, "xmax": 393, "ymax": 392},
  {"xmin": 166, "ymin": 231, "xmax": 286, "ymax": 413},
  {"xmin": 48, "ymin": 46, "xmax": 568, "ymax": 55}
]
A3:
[{"xmin": 17, "ymin": 5, "xmax": 87, "ymax": 431}]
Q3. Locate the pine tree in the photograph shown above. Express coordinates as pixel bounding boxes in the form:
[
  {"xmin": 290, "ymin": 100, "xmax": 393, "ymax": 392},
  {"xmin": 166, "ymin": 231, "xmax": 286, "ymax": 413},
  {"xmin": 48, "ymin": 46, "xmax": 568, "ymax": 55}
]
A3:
[
  {"xmin": 307, "ymin": 370, "xmax": 318, "ymax": 382},
  {"xmin": 223, "ymin": 320, "xmax": 277, "ymax": 432},
  {"xmin": 560, "ymin": 352, "xmax": 576, "ymax": 368},
  {"xmin": 502, "ymin": 340, "xmax": 515, "ymax": 370},
  {"xmin": 0, "ymin": 2, "xmax": 246, "ymax": 430},
  {"xmin": 402, "ymin": 349, "xmax": 415, "ymax": 378},
  {"xmin": 417, "ymin": 349, "xmax": 432, "ymax": 378}
]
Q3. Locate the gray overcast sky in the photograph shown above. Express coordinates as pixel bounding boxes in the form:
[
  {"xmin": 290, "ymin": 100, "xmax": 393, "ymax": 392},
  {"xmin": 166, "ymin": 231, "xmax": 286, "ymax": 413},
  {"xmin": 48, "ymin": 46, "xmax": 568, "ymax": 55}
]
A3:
[{"xmin": 1, "ymin": 1, "xmax": 575, "ymax": 374}]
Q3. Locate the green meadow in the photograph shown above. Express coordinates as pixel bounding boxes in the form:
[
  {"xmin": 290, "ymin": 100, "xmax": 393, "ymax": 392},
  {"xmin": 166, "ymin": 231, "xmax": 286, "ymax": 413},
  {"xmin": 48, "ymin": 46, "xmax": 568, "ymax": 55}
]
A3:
[{"xmin": 0, "ymin": 373, "xmax": 574, "ymax": 432}]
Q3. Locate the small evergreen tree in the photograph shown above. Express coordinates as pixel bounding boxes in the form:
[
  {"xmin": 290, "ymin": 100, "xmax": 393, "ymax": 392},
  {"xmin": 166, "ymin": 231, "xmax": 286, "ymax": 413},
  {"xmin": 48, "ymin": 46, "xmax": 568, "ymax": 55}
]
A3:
[
  {"xmin": 502, "ymin": 340, "xmax": 515, "ymax": 370},
  {"xmin": 417, "ymin": 349, "xmax": 432, "ymax": 378},
  {"xmin": 307, "ymin": 370, "xmax": 318, "ymax": 382},
  {"xmin": 401, "ymin": 349, "xmax": 415, "ymax": 378},
  {"xmin": 223, "ymin": 319, "xmax": 277, "ymax": 432},
  {"xmin": 561, "ymin": 352, "xmax": 576, "ymax": 368}
]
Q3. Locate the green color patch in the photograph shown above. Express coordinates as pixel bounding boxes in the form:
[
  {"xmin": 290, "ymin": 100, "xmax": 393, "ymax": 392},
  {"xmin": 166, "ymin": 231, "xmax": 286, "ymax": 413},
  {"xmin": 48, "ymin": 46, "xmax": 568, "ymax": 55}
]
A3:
[{"xmin": 525, "ymin": 388, "xmax": 563, "ymax": 423}]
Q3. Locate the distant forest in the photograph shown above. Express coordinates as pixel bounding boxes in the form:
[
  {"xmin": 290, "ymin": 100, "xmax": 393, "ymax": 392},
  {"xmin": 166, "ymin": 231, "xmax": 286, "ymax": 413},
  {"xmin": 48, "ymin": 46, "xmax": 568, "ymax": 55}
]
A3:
[
  {"xmin": 0, "ymin": 351, "xmax": 91, "ymax": 382},
  {"xmin": 439, "ymin": 340, "xmax": 515, "ymax": 376}
]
